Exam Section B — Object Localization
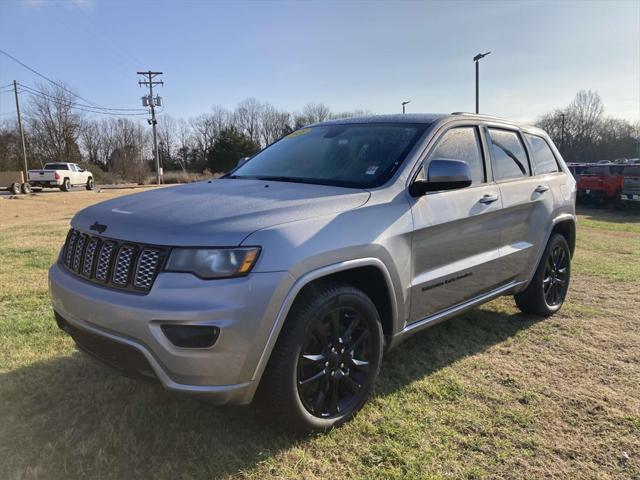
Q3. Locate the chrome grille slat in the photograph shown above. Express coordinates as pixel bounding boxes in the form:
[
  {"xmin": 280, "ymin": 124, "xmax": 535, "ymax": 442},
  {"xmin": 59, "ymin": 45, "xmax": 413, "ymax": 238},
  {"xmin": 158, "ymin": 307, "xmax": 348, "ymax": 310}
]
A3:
[
  {"xmin": 134, "ymin": 249, "xmax": 161, "ymax": 290},
  {"xmin": 61, "ymin": 229, "xmax": 164, "ymax": 293},
  {"xmin": 95, "ymin": 241, "xmax": 116, "ymax": 281},
  {"xmin": 72, "ymin": 234, "xmax": 86, "ymax": 272},
  {"xmin": 112, "ymin": 246, "xmax": 136, "ymax": 286},
  {"xmin": 64, "ymin": 230, "xmax": 79, "ymax": 267},
  {"xmin": 82, "ymin": 238, "xmax": 100, "ymax": 277}
]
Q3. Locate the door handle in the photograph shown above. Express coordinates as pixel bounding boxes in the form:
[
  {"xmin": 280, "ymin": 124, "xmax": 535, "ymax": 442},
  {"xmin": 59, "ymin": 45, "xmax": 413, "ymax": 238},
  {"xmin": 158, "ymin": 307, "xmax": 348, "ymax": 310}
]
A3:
[
  {"xmin": 479, "ymin": 194, "xmax": 499, "ymax": 204},
  {"xmin": 534, "ymin": 185, "xmax": 549, "ymax": 193}
]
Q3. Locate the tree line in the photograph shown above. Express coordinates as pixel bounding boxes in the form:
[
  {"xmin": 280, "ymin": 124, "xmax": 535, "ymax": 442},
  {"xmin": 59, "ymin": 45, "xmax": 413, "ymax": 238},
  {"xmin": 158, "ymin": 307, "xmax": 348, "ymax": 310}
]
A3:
[
  {"xmin": 0, "ymin": 85, "xmax": 637, "ymax": 183},
  {"xmin": 536, "ymin": 90, "xmax": 639, "ymax": 163},
  {"xmin": 0, "ymin": 84, "xmax": 369, "ymax": 182}
]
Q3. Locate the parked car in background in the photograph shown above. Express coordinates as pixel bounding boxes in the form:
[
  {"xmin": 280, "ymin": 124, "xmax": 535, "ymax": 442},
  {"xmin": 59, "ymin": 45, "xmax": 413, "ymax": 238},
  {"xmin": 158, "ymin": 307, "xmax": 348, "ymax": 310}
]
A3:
[
  {"xmin": 617, "ymin": 165, "xmax": 640, "ymax": 209},
  {"xmin": 576, "ymin": 164, "xmax": 625, "ymax": 206},
  {"xmin": 28, "ymin": 163, "xmax": 94, "ymax": 192},
  {"xmin": 50, "ymin": 113, "xmax": 576, "ymax": 432},
  {"xmin": 567, "ymin": 163, "xmax": 590, "ymax": 182}
]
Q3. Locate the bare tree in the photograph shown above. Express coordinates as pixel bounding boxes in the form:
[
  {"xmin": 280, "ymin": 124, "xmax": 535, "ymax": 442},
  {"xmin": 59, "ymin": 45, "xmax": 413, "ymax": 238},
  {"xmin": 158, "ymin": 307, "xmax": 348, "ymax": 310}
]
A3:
[
  {"xmin": 26, "ymin": 83, "xmax": 82, "ymax": 165},
  {"xmin": 175, "ymin": 118, "xmax": 193, "ymax": 173},
  {"xmin": 260, "ymin": 103, "xmax": 291, "ymax": 145},
  {"xmin": 80, "ymin": 119, "xmax": 103, "ymax": 166},
  {"xmin": 234, "ymin": 98, "xmax": 263, "ymax": 144},
  {"xmin": 302, "ymin": 102, "xmax": 331, "ymax": 124}
]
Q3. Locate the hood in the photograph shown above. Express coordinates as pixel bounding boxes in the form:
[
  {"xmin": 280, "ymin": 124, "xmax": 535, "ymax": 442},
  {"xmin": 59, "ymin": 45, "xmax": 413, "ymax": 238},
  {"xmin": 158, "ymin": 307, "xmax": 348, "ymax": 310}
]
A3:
[{"xmin": 72, "ymin": 179, "xmax": 370, "ymax": 246}]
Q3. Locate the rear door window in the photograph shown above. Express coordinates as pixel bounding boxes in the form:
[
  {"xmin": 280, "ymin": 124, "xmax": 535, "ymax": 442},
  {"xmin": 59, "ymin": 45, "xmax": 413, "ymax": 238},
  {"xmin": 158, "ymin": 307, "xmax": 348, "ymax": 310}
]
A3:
[
  {"xmin": 487, "ymin": 129, "xmax": 530, "ymax": 181},
  {"xmin": 426, "ymin": 127, "xmax": 486, "ymax": 184},
  {"xmin": 524, "ymin": 134, "xmax": 559, "ymax": 175}
]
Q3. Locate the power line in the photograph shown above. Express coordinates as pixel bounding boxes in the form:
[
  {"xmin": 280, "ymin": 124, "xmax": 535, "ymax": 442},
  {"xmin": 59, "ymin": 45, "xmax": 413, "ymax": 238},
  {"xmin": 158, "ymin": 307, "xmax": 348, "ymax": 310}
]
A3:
[
  {"xmin": 0, "ymin": 48, "xmax": 146, "ymax": 112},
  {"xmin": 18, "ymin": 83, "xmax": 145, "ymax": 112},
  {"xmin": 0, "ymin": 48, "xmax": 106, "ymax": 109},
  {"xmin": 19, "ymin": 86, "xmax": 150, "ymax": 117}
]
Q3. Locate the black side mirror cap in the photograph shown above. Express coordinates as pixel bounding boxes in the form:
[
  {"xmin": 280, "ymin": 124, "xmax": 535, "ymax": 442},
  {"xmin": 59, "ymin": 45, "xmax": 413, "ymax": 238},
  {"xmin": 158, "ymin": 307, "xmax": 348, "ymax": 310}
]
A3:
[{"xmin": 409, "ymin": 159, "xmax": 473, "ymax": 196}]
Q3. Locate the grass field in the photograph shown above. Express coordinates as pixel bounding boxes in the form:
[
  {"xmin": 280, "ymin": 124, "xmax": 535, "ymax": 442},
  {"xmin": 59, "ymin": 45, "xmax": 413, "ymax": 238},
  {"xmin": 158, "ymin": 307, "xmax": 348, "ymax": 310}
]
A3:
[{"xmin": 1, "ymin": 189, "xmax": 639, "ymax": 479}]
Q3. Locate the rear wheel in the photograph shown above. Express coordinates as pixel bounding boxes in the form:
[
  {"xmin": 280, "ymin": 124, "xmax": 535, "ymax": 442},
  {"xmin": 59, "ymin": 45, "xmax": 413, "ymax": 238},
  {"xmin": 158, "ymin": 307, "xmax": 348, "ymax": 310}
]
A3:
[
  {"xmin": 86, "ymin": 177, "xmax": 94, "ymax": 190},
  {"xmin": 258, "ymin": 283, "xmax": 383, "ymax": 433},
  {"xmin": 60, "ymin": 178, "xmax": 71, "ymax": 192},
  {"xmin": 21, "ymin": 182, "xmax": 31, "ymax": 194},
  {"xmin": 10, "ymin": 182, "xmax": 21, "ymax": 195},
  {"xmin": 515, "ymin": 233, "xmax": 571, "ymax": 316}
]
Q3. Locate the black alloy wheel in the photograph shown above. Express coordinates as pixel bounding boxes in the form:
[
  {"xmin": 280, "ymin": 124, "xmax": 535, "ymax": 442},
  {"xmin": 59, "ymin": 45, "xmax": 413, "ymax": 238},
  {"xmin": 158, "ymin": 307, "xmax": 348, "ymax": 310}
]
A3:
[
  {"xmin": 258, "ymin": 283, "xmax": 383, "ymax": 432},
  {"xmin": 515, "ymin": 233, "xmax": 571, "ymax": 317},
  {"xmin": 297, "ymin": 305, "xmax": 373, "ymax": 418},
  {"xmin": 543, "ymin": 243, "xmax": 569, "ymax": 307}
]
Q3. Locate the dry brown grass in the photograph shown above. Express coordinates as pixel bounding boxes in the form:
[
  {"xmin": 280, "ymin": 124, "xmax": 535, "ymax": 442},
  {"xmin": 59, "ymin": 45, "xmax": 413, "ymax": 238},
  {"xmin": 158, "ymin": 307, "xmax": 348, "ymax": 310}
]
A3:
[{"xmin": 0, "ymin": 192, "xmax": 639, "ymax": 479}]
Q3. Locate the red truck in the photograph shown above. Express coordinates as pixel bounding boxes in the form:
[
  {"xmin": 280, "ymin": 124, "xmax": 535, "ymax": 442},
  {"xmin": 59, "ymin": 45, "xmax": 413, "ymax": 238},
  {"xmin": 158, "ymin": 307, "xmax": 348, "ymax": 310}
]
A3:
[{"xmin": 576, "ymin": 164, "xmax": 625, "ymax": 206}]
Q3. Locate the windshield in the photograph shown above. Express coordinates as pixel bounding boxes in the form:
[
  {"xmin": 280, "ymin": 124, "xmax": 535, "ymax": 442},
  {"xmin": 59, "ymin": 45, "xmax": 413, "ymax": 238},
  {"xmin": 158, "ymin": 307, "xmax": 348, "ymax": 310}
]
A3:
[{"xmin": 229, "ymin": 123, "xmax": 428, "ymax": 188}]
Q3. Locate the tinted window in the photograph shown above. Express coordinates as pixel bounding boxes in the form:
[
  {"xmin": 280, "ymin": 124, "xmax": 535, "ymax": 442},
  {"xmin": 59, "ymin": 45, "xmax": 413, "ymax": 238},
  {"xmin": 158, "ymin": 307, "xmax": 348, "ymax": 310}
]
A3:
[
  {"xmin": 525, "ymin": 134, "xmax": 559, "ymax": 175},
  {"xmin": 232, "ymin": 124, "xmax": 427, "ymax": 188},
  {"xmin": 426, "ymin": 127, "xmax": 485, "ymax": 184},
  {"xmin": 44, "ymin": 163, "xmax": 69, "ymax": 170},
  {"xmin": 488, "ymin": 129, "xmax": 530, "ymax": 181}
]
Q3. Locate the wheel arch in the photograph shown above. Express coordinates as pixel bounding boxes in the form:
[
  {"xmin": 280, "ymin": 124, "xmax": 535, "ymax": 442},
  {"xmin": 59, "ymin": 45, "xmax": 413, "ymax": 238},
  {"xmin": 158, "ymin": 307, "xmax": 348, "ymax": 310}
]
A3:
[
  {"xmin": 550, "ymin": 217, "xmax": 576, "ymax": 257},
  {"xmin": 250, "ymin": 258, "xmax": 399, "ymax": 384}
]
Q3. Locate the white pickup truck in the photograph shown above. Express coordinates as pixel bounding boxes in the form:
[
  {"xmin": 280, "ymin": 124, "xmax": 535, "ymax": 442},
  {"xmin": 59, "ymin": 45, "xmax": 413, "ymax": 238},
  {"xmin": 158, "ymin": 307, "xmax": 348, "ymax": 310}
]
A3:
[{"xmin": 28, "ymin": 163, "xmax": 94, "ymax": 192}]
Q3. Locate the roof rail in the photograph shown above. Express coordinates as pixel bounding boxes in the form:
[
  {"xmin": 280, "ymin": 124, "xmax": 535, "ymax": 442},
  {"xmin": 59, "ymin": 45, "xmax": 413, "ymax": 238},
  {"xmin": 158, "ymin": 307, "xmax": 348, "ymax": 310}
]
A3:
[{"xmin": 450, "ymin": 111, "xmax": 523, "ymax": 123}]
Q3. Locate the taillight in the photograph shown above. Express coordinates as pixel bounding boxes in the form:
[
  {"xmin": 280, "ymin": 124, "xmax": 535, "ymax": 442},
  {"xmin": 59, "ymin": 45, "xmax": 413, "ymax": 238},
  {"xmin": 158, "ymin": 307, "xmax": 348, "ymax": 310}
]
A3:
[{"xmin": 54, "ymin": 172, "xmax": 60, "ymax": 180}]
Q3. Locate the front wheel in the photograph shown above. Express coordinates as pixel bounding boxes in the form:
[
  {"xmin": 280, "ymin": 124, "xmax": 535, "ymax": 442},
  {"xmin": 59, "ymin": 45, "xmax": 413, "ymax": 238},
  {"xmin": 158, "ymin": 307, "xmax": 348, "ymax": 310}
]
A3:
[
  {"xmin": 21, "ymin": 182, "xmax": 31, "ymax": 194},
  {"xmin": 10, "ymin": 182, "xmax": 21, "ymax": 195},
  {"xmin": 515, "ymin": 233, "xmax": 571, "ymax": 316},
  {"xmin": 257, "ymin": 283, "xmax": 383, "ymax": 433}
]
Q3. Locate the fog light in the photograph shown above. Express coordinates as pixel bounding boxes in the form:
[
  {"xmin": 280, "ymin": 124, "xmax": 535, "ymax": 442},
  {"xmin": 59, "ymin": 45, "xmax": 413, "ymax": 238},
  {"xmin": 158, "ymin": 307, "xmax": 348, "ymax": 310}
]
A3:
[{"xmin": 161, "ymin": 325, "xmax": 220, "ymax": 348}]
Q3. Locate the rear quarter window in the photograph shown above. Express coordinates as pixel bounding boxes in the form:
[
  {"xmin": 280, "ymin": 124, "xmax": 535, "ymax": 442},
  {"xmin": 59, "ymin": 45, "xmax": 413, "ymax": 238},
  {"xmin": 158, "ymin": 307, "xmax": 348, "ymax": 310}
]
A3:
[
  {"xmin": 487, "ymin": 128, "xmax": 530, "ymax": 181},
  {"xmin": 524, "ymin": 134, "xmax": 559, "ymax": 175}
]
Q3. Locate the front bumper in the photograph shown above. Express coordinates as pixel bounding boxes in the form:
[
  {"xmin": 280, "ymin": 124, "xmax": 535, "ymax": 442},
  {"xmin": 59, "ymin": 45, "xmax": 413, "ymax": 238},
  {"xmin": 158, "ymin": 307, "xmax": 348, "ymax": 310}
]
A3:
[{"xmin": 49, "ymin": 262, "xmax": 293, "ymax": 404}]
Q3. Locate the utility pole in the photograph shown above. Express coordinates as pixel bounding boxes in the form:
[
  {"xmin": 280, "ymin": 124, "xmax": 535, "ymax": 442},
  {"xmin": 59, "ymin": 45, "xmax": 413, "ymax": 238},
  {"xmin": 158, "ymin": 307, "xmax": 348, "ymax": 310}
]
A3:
[
  {"xmin": 473, "ymin": 52, "xmax": 491, "ymax": 114},
  {"xmin": 560, "ymin": 113, "xmax": 566, "ymax": 154},
  {"xmin": 13, "ymin": 80, "xmax": 28, "ymax": 180},
  {"xmin": 402, "ymin": 100, "xmax": 411, "ymax": 114},
  {"xmin": 137, "ymin": 71, "xmax": 163, "ymax": 185}
]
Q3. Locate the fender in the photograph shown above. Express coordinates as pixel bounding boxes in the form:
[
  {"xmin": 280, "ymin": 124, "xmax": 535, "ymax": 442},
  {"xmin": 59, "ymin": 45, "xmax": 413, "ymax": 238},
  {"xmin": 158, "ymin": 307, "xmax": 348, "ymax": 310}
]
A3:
[
  {"xmin": 250, "ymin": 257, "xmax": 399, "ymax": 383},
  {"xmin": 517, "ymin": 212, "xmax": 576, "ymax": 292}
]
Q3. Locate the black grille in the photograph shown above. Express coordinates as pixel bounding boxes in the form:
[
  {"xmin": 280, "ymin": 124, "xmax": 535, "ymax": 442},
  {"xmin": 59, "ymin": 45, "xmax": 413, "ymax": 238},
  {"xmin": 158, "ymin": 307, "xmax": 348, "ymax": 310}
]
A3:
[{"xmin": 61, "ymin": 228, "xmax": 167, "ymax": 293}]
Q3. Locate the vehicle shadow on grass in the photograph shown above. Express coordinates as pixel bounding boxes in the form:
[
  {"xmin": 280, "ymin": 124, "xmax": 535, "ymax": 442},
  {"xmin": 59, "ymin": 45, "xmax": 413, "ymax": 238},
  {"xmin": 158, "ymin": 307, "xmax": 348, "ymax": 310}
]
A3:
[{"xmin": 0, "ymin": 307, "xmax": 540, "ymax": 479}]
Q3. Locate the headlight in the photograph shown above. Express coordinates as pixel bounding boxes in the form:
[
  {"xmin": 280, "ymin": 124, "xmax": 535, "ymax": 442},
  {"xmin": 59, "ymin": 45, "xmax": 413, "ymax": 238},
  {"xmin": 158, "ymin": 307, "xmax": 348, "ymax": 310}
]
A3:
[{"xmin": 165, "ymin": 247, "xmax": 260, "ymax": 279}]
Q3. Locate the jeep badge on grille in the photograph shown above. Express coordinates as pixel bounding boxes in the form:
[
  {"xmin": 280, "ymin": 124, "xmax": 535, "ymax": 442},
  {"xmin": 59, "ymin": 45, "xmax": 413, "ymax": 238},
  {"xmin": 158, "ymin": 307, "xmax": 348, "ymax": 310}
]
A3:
[{"xmin": 90, "ymin": 221, "xmax": 107, "ymax": 234}]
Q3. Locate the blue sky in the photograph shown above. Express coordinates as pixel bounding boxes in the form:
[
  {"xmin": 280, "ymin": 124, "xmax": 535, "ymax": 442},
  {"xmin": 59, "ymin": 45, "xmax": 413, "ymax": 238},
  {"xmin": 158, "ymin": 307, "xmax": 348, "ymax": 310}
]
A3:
[{"xmin": 1, "ymin": 0, "xmax": 638, "ymax": 123}]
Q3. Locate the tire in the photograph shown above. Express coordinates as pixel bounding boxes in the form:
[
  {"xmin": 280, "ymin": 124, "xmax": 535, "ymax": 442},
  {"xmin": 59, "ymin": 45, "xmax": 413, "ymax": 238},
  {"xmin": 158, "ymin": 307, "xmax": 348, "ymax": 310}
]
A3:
[
  {"xmin": 60, "ymin": 178, "xmax": 71, "ymax": 192},
  {"xmin": 10, "ymin": 182, "xmax": 21, "ymax": 195},
  {"xmin": 21, "ymin": 182, "xmax": 31, "ymax": 194},
  {"xmin": 515, "ymin": 233, "xmax": 571, "ymax": 317},
  {"xmin": 86, "ymin": 177, "xmax": 94, "ymax": 190},
  {"xmin": 257, "ymin": 282, "xmax": 383, "ymax": 433}
]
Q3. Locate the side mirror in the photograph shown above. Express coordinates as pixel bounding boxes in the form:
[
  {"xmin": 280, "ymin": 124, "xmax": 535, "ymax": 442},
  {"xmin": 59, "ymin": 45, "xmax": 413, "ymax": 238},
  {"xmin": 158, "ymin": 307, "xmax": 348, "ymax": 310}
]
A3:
[
  {"xmin": 237, "ymin": 156, "xmax": 251, "ymax": 168},
  {"xmin": 409, "ymin": 159, "xmax": 473, "ymax": 196}
]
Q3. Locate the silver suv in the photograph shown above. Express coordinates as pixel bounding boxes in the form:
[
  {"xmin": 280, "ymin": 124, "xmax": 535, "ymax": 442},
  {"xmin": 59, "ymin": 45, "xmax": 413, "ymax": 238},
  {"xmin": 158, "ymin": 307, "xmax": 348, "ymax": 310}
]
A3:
[{"xmin": 49, "ymin": 113, "xmax": 576, "ymax": 431}]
